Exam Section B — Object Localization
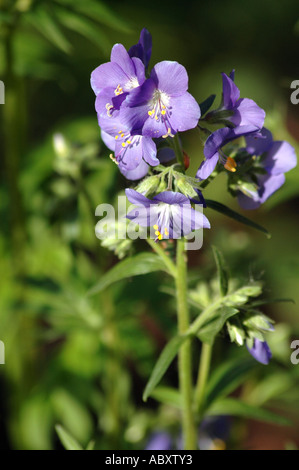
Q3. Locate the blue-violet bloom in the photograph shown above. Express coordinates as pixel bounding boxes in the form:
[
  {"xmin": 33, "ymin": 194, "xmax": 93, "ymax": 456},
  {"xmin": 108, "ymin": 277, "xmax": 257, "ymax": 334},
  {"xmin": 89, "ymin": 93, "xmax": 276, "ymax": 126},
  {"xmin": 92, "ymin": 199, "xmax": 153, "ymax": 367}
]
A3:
[
  {"xmin": 126, "ymin": 189, "xmax": 210, "ymax": 240},
  {"xmin": 237, "ymin": 127, "xmax": 297, "ymax": 209},
  {"xmin": 125, "ymin": 61, "xmax": 201, "ymax": 138}
]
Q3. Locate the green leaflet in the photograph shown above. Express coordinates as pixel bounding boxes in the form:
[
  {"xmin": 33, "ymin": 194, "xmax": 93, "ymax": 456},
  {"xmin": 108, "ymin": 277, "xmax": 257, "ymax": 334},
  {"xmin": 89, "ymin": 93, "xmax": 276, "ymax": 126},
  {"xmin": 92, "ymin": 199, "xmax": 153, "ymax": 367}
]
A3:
[
  {"xmin": 212, "ymin": 246, "xmax": 229, "ymax": 296},
  {"xmin": 205, "ymin": 199, "xmax": 271, "ymax": 238},
  {"xmin": 207, "ymin": 397, "xmax": 290, "ymax": 426},
  {"xmin": 205, "ymin": 357, "xmax": 256, "ymax": 408},
  {"xmin": 87, "ymin": 253, "xmax": 168, "ymax": 296},
  {"xmin": 143, "ymin": 335, "xmax": 189, "ymax": 402}
]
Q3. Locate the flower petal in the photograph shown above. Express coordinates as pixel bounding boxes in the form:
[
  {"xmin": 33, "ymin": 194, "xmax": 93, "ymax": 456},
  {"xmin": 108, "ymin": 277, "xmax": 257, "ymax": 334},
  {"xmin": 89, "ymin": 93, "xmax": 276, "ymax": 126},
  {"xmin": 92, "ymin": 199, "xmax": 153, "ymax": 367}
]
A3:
[
  {"xmin": 196, "ymin": 152, "xmax": 219, "ymax": 180},
  {"xmin": 120, "ymin": 159, "xmax": 149, "ymax": 180},
  {"xmin": 263, "ymin": 140, "xmax": 297, "ymax": 175},
  {"xmin": 110, "ymin": 43, "xmax": 135, "ymax": 77},
  {"xmin": 142, "ymin": 137, "xmax": 159, "ymax": 166},
  {"xmin": 221, "ymin": 72, "xmax": 240, "ymax": 108},
  {"xmin": 151, "ymin": 61, "xmax": 189, "ymax": 97},
  {"xmin": 91, "ymin": 62, "xmax": 128, "ymax": 95},
  {"xmin": 231, "ymin": 98, "xmax": 265, "ymax": 129},
  {"xmin": 167, "ymin": 92, "xmax": 201, "ymax": 133},
  {"xmin": 247, "ymin": 339, "xmax": 272, "ymax": 365}
]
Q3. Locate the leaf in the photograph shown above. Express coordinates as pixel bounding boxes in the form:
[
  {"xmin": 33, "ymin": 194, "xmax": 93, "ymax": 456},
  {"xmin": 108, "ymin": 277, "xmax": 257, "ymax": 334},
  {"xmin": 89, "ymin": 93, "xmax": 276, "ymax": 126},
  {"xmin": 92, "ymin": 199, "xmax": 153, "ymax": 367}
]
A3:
[
  {"xmin": 205, "ymin": 357, "xmax": 256, "ymax": 408},
  {"xmin": 55, "ymin": 7, "xmax": 112, "ymax": 55},
  {"xmin": 59, "ymin": 0, "xmax": 131, "ymax": 33},
  {"xmin": 206, "ymin": 398, "xmax": 290, "ymax": 426},
  {"xmin": 143, "ymin": 335, "xmax": 189, "ymax": 402},
  {"xmin": 198, "ymin": 94, "xmax": 216, "ymax": 116},
  {"xmin": 55, "ymin": 425, "xmax": 83, "ymax": 450},
  {"xmin": 25, "ymin": 8, "xmax": 72, "ymax": 54},
  {"xmin": 212, "ymin": 246, "xmax": 228, "ymax": 296},
  {"xmin": 197, "ymin": 307, "xmax": 238, "ymax": 344},
  {"xmin": 205, "ymin": 199, "xmax": 271, "ymax": 238},
  {"xmin": 87, "ymin": 253, "xmax": 167, "ymax": 296},
  {"xmin": 150, "ymin": 386, "xmax": 182, "ymax": 409}
]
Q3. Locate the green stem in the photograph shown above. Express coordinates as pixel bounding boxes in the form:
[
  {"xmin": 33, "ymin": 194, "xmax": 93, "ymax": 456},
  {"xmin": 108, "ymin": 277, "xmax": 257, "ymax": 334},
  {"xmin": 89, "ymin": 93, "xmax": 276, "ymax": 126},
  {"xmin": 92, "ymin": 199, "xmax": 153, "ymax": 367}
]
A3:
[
  {"xmin": 172, "ymin": 134, "xmax": 185, "ymax": 171},
  {"xmin": 175, "ymin": 238, "xmax": 197, "ymax": 450},
  {"xmin": 146, "ymin": 238, "xmax": 177, "ymax": 277},
  {"xmin": 194, "ymin": 342, "xmax": 212, "ymax": 415}
]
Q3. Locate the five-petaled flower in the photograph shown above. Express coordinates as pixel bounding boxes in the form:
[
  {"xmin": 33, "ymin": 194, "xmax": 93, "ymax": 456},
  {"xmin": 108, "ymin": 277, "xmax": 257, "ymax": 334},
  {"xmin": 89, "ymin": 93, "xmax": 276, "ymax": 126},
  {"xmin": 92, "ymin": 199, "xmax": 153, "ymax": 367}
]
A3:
[
  {"xmin": 125, "ymin": 189, "xmax": 210, "ymax": 241},
  {"xmin": 125, "ymin": 61, "xmax": 201, "ymax": 139}
]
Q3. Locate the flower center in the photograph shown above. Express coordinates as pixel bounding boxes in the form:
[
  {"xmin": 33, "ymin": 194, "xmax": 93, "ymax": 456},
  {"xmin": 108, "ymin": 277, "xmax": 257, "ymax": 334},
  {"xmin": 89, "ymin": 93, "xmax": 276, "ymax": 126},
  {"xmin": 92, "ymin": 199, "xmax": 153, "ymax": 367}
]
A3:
[{"xmin": 147, "ymin": 89, "xmax": 174, "ymax": 138}]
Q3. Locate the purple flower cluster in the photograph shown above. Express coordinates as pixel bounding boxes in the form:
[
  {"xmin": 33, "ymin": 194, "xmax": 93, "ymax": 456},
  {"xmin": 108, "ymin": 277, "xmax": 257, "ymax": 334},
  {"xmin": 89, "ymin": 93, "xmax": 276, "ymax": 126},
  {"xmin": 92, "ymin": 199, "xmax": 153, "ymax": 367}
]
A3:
[
  {"xmin": 91, "ymin": 29, "xmax": 200, "ymax": 181},
  {"xmin": 197, "ymin": 71, "xmax": 266, "ymax": 180}
]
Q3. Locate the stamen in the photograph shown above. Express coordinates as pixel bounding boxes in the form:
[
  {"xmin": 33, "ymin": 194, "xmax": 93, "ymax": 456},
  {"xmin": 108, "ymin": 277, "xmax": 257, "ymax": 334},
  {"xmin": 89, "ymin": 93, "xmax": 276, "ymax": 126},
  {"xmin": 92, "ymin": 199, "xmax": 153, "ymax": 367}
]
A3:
[
  {"xmin": 162, "ymin": 127, "xmax": 174, "ymax": 139},
  {"xmin": 153, "ymin": 224, "xmax": 158, "ymax": 230},
  {"xmin": 224, "ymin": 156, "xmax": 237, "ymax": 172},
  {"xmin": 105, "ymin": 103, "xmax": 113, "ymax": 117},
  {"xmin": 109, "ymin": 154, "xmax": 119, "ymax": 165}
]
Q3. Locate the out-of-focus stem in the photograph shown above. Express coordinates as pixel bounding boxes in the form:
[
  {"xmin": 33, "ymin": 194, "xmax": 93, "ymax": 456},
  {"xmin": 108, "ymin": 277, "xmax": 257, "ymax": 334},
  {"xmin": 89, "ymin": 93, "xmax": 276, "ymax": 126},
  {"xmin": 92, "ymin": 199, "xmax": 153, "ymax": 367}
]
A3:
[{"xmin": 194, "ymin": 342, "xmax": 212, "ymax": 415}]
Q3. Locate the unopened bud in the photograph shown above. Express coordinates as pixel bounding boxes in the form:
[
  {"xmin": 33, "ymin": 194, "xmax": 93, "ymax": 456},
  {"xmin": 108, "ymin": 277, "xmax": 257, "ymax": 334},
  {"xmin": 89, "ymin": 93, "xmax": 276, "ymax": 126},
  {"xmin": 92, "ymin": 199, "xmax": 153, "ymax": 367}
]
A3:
[{"xmin": 176, "ymin": 177, "xmax": 197, "ymax": 198}]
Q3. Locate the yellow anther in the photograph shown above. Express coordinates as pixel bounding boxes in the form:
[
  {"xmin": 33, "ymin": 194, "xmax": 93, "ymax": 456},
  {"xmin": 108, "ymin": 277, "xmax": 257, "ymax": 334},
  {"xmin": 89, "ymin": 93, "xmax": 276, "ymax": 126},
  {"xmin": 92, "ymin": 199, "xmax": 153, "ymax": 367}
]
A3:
[
  {"xmin": 158, "ymin": 234, "xmax": 162, "ymax": 240},
  {"xmin": 224, "ymin": 156, "xmax": 237, "ymax": 172},
  {"xmin": 109, "ymin": 154, "xmax": 119, "ymax": 165},
  {"xmin": 118, "ymin": 130, "xmax": 123, "ymax": 134},
  {"xmin": 164, "ymin": 228, "xmax": 169, "ymax": 235},
  {"xmin": 162, "ymin": 127, "xmax": 174, "ymax": 139},
  {"xmin": 115, "ymin": 135, "xmax": 118, "ymax": 140},
  {"xmin": 153, "ymin": 224, "xmax": 158, "ymax": 230},
  {"xmin": 121, "ymin": 133, "xmax": 125, "ymax": 138},
  {"xmin": 122, "ymin": 142, "xmax": 126, "ymax": 147},
  {"xmin": 161, "ymin": 110, "xmax": 166, "ymax": 115},
  {"xmin": 126, "ymin": 140, "xmax": 131, "ymax": 145},
  {"xmin": 162, "ymin": 105, "xmax": 166, "ymax": 109},
  {"xmin": 155, "ymin": 115, "xmax": 159, "ymax": 120},
  {"xmin": 155, "ymin": 230, "xmax": 160, "ymax": 236},
  {"xmin": 148, "ymin": 110, "xmax": 153, "ymax": 116}
]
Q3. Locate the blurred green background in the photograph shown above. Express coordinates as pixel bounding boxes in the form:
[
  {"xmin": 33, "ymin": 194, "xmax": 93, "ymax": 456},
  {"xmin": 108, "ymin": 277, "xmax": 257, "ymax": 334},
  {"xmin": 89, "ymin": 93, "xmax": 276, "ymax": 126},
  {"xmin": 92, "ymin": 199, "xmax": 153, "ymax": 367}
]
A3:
[{"xmin": 0, "ymin": 0, "xmax": 299, "ymax": 450}]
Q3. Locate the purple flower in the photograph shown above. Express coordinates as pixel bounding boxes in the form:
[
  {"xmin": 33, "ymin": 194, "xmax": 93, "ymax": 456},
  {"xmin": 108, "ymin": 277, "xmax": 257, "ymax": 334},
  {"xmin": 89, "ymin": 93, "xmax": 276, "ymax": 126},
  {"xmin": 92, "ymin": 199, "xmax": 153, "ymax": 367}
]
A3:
[
  {"xmin": 196, "ymin": 125, "xmax": 259, "ymax": 180},
  {"xmin": 91, "ymin": 43, "xmax": 146, "ymax": 128},
  {"xmin": 100, "ymin": 120, "xmax": 159, "ymax": 179},
  {"xmin": 129, "ymin": 28, "xmax": 152, "ymax": 69},
  {"xmin": 237, "ymin": 128, "xmax": 297, "ymax": 209},
  {"xmin": 145, "ymin": 432, "xmax": 172, "ymax": 450},
  {"xmin": 197, "ymin": 71, "xmax": 265, "ymax": 181},
  {"xmin": 125, "ymin": 189, "xmax": 210, "ymax": 240},
  {"xmin": 206, "ymin": 71, "xmax": 265, "ymax": 130},
  {"xmin": 247, "ymin": 339, "xmax": 272, "ymax": 365},
  {"xmin": 125, "ymin": 61, "xmax": 201, "ymax": 138}
]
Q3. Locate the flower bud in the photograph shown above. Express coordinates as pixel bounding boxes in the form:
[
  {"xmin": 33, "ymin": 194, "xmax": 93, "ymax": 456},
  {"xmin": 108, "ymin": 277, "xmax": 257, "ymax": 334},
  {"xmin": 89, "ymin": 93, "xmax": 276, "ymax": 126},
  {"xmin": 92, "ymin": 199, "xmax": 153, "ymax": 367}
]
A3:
[
  {"xmin": 176, "ymin": 177, "xmax": 197, "ymax": 198},
  {"xmin": 136, "ymin": 175, "xmax": 160, "ymax": 196}
]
